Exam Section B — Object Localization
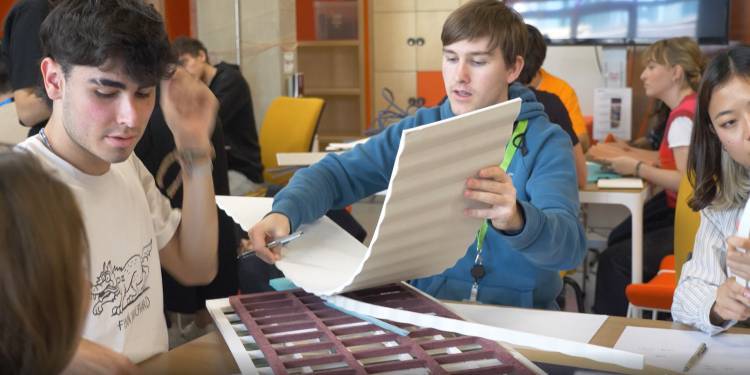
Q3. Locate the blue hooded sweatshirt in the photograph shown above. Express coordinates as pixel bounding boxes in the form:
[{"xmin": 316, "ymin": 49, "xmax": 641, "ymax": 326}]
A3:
[{"xmin": 272, "ymin": 83, "xmax": 586, "ymax": 309}]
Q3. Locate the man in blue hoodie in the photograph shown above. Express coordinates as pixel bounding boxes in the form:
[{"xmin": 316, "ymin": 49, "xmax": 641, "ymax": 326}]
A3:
[{"xmin": 249, "ymin": 0, "xmax": 586, "ymax": 309}]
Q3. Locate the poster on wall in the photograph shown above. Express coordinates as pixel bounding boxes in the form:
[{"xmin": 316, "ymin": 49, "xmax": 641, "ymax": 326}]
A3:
[{"xmin": 593, "ymin": 88, "xmax": 632, "ymax": 141}]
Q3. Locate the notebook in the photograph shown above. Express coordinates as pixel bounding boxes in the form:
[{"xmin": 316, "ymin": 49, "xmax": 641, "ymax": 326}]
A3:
[{"xmin": 597, "ymin": 178, "xmax": 644, "ymax": 189}]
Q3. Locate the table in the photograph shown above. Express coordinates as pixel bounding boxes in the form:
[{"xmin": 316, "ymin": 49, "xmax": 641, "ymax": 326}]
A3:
[
  {"xmin": 579, "ymin": 182, "xmax": 651, "ymax": 317},
  {"xmin": 138, "ymin": 311, "xmax": 749, "ymax": 375},
  {"xmin": 276, "ymin": 152, "xmax": 330, "ymax": 166}
]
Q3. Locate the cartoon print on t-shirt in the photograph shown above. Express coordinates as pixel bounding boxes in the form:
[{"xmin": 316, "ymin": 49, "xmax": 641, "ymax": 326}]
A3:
[{"xmin": 91, "ymin": 240, "xmax": 152, "ymax": 316}]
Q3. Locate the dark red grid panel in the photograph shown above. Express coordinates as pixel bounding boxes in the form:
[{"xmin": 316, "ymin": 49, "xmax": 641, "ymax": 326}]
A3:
[{"xmin": 229, "ymin": 283, "xmax": 536, "ymax": 374}]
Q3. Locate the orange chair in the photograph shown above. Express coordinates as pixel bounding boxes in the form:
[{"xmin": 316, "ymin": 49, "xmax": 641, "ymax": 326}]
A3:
[{"xmin": 625, "ymin": 174, "xmax": 700, "ymax": 318}]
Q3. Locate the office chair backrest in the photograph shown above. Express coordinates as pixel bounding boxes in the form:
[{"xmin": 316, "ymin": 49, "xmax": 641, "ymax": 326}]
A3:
[
  {"xmin": 259, "ymin": 96, "xmax": 325, "ymax": 185},
  {"xmin": 674, "ymin": 173, "xmax": 700, "ymax": 281}
]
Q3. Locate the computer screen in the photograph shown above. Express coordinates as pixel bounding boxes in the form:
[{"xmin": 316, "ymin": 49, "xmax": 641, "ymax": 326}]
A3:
[{"xmin": 507, "ymin": 0, "xmax": 729, "ymax": 45}]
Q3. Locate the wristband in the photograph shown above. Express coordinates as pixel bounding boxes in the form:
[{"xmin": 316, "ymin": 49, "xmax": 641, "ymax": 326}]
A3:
[
  {"xmin": 634, "ymin": 161, "xmax": 644, "ymax": 177},
  {"xmin": 175, "ymin": 146, "xmax": 215, "ymax": 177}
]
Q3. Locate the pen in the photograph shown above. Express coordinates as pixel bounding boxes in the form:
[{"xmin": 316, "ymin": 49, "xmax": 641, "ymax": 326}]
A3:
[
  {"xmin": 683, "ymin": 342, "xmax": 707, "ymax": 373},
  {"xmin": 236, "ymin": 231, "xmax": 303, "ymax": 260}
]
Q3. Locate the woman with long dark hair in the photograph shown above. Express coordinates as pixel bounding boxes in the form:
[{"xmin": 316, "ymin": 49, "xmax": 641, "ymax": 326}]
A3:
[{"xmin": 672, "ymin": 45, "xmax": 750, "ymax": 333}]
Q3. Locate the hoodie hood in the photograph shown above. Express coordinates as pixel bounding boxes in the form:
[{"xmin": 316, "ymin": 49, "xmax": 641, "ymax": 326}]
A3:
[{"xmin": 508, "ymin": 82, "xmax": 547, "ymax": 123}]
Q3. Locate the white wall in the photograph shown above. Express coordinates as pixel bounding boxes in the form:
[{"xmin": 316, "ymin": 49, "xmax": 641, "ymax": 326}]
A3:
[
  {"xmin": 196, "ymin": 0, "xmax": 296, "ymax": 132},
  {"xmin": 543, "ymin": 46, "xmax": 605, "ymax": 116},
  {"xmin": 196, "ymin": 4, "xmax": 606, "ymax": 126}
]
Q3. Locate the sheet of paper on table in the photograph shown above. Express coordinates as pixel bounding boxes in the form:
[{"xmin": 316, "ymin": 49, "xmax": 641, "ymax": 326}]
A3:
[
  {"xmin": 217, "ymin": 98, "xmax": 520, "ymax": 295},
  {"xmin": 597, "ymin": 177, "xmax": 644, "ymax": 189},
  {"xmin": 324, "ymin": 137, "xmax": 370, "ymax": 151},
  {"xmin": 730, "ymin": 198, "xmax": 750, "ymax": 287},
  {"xmin": 215, "ymin": 196, "xmax": 367, "ymax": 281},
  {"xmin": 444, "ymin": 302, "xmax": 608, "ymax": 344},
  {"xmin": 275, "ymin": 151, "xmax": 331, "ymax": 166},
  {"xmin": 614, "ymin": 326, "xmax": 750, "ymax": 374}
]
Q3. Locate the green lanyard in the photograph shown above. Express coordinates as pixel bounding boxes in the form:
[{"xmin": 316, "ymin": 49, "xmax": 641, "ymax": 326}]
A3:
[{"xmin": 474, "ymin": 119, "xmax": 528, "ymax": 257}]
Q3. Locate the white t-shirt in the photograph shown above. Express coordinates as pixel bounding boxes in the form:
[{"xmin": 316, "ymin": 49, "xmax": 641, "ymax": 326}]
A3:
[
  {"xmin": 17, "ymin": 136, "xmax": 181, "ymax": 363},
  {"xmin": 667, "ymin": 116, "xmax": 694, "ymax": 149}
]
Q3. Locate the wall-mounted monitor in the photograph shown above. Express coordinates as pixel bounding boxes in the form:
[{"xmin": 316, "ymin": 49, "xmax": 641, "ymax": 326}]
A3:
[{"xmin": 507, "ymin": 0, "xmax": 730, "ymax": 45}]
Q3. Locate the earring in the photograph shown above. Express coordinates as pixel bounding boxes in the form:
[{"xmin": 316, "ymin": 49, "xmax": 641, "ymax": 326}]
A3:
[{"xmin": 721, "ymin": 143, "xmax": 727, "ymax": 151}]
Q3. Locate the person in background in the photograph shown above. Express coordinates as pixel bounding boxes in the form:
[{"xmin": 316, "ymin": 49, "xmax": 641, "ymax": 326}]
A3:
[
  {"xmin": 172, "ymin": 36, "xmax": 263, "ymax": 195},
  {"xmin": 0, "ymin": 148, "xmax": 97, "ymax": 374},
  {"xmin": 248, "ymin": 0, "xmax": 585, "ymax": 309},
  {"xmin": 136, "ymin": 91, "xmax": 239, "ymax": 346},
  {"xmin": 518, "ymin": 24, "xmax": 587, "ymax": 188},
  {"xmin": 17, "ymin": 0, "xmax": 220, "ymax": 370},
  {"xmin": 528, "ymin": 39, "xmax": 590, "ymax": 150},
  {"xmin": 1, "ymin": 0, "xmax": 54, "ymax": 135},
  {"xmin": 594, "ymin": 37, "xmax": 704, "ymax": 316},
  {"xmin": 672, "ymin": 45, "xmax": 750, "ymax": 333}
]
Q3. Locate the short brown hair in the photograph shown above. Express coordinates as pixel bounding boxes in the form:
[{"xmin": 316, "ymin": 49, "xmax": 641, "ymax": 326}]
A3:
[
  {"xmin": 172, "ymin": 36, "xmax": 210, "ymax": 63},
  {"xmin": 40, "ymin": 0, "xmax": 175, "ymax": 87},
  {"xmin": 441, "ymin": 0, "xmax": 528, "ymax": 67},
  {"xmin": 518, "ymin": 24, "xmax": 547, "ymax": 85},
  {"xmin": 0, "ymin": 147, "xmax": 89, "ymax": 374}
]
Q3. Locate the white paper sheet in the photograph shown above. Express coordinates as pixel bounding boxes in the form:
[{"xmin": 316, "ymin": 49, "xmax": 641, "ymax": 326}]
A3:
[
  {"xmin": 730, "ymin": 199, "xmax": 750, "ymax": 287},
  {"xmin": 614, "ymin": 326, "xmax": 750, "ymax": 374},
  {"xmin": 215, "ymin": 196, "xmax": 273, "ymax": 231},
  {"xmin": 220, "ymin": 99, "xmax": 521, "ymax": 296},
  {"xmin": 215, "ymin": 196, "xmax": 369, "ymax": 294},
  {"xmin": 333, "ymin": 99, "xmax": 521, "ymax": 294},
  {"xmin": 276, "ymin": 152, "xmax": 331, "ymax": 166},
  {"xmin": 444, "ymin": 302, "xmax": 608, "ymax": 344},
  {"xmin": 596, "ymin": 178, "xmax": 643, "ymax": 189},
  {"xmin": 326, "ymin": 295, "xmax": 644, "ymax": 370},
  {"xmin": 325, "ymin": 137, "xmax": 370, "ymax": 151}
]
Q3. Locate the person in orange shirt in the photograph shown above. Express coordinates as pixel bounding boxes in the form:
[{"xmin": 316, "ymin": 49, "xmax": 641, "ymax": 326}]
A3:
[
  {"xmin": 519, "ymin": 24, "xmax": 587, "ymax": 188},
  {"xmin": 532, "ymin": 68, "xmax": 590, "ymax": 150}
]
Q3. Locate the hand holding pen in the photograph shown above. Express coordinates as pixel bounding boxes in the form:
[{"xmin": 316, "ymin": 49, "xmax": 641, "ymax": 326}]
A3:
[
  {"xmin": 238, "ymin": 231, "xmax": 303, "ymax": 261},
  {"xmin": 245, "ymin": 212, "xmax": 295, "ymax": 264}
]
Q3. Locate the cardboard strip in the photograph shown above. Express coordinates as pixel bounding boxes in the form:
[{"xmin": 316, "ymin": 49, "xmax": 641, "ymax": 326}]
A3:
[{"xmin": 324, "ymin": 295, "xmax": 645, "ymax": 371}]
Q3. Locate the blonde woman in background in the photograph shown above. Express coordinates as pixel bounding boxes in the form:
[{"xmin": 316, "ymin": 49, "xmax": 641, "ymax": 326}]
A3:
[{"xmin": 594, "ymin": 37, "xmax": 705, "ymax": 316}]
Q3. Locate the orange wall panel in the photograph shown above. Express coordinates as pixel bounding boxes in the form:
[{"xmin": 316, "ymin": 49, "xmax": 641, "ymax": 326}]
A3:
[
  {"xmin": 730, "ymin": 0, "xmax": 750, "ymax": 43},
  {"xmin": 0, "ymin": 0, "xmax": 14, "ymax": 38},
  {"xmin": 417, "ymin": 71, "xmax": 446, "ymax": 108},
  {"xmin": 164, "ymin": 0, "xmax": 193, "ymax": 40},
  {"xmin": 296, "ymin": 0, "xmax": 316, "ymax": 41}
]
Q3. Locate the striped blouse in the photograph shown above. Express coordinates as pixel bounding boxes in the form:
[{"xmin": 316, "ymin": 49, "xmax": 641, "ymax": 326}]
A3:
[{"xmin": 672, "ymin": 203, "xmax": 750, "ymax": 334}]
